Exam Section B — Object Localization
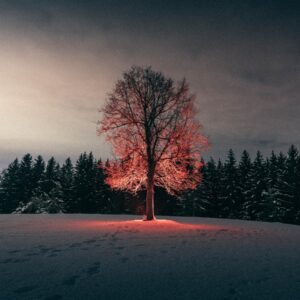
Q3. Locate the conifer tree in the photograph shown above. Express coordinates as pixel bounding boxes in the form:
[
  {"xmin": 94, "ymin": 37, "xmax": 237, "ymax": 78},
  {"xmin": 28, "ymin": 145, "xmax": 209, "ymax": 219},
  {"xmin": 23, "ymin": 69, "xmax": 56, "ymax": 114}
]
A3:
[
  {"xmin": 0, "ymin": 159, "xmax": 20, "ymax": 212},
  {"xmin": 179, "ymin": 159, "xmax": 205, "ymax": 216},
  {"xmin": 32, "ymin": 155, "xmax": 45, "ymax": 191},
  {"xmin": 1, "ymin": 146, "xmax": 300, "ymax": 223},
  {"xmin": 262, "ymin": 151, "xmax": 279, "ymax": 221},
  {"xmin": 277, "ymin": 145, "xmax": 300, "ymax": 223},
  {"xmin": 295, "ymin": 157, "xmax": 300, "ymax": 224},
  {"xmin": 238, "ymin": 150, "xmax": 252, "ymax": 219},
  {"xmin": 268, "ymin": 151, "xmax": 278, "ymax": 187},
  {"xmin": 243, "ymin": 151, "xmax": 268, "ymax": 220},
  {"xmin": 197, "ymin": 158, "xmax": 223, "ymax": 217},
  {"xmin": 60, "ymin": 158, "xmax": 74, "ymax": 212},
  {"xmin": 274, "ymin": 152, "xmax": 287, "ymax": 215},
  {"xmin": 95, "ymin": 158, "xmax": 117, "ymax": 213},
  {"xmin": 15, "ymin": 156, "xmax": 63, "ymax": 213},
  {"xmin": 39, "ymin": 157, "xmax": 60, "ymax": 195},
  {"xmin": 221, "ymin": 149, "xmax": 239, "ymax": 218},
  {"xmin": 18, "ymin": 154, "xmax": 34, "ymax": 205},
  {"xmin": 72, "ymin": 152, "xmax": 98, "ymax": 213},
  {"xmin": 100, "ymin": 158, "xmax": 126, "ymax": 214}
]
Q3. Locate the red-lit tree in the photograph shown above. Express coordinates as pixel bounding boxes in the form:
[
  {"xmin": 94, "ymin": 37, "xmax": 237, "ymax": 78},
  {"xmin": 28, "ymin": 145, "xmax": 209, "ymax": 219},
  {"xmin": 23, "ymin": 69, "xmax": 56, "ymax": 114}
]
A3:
[{"xmin": 98, "ymin": 66, "xmax": 208, "ymax": 220}]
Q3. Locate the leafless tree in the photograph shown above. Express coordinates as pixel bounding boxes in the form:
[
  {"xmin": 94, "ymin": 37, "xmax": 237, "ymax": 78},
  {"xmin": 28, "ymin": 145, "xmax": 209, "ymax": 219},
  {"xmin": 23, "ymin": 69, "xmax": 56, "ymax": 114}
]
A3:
[{"xmin": 98, "ymin": 66, "xmax": 208, "ymax": 220}]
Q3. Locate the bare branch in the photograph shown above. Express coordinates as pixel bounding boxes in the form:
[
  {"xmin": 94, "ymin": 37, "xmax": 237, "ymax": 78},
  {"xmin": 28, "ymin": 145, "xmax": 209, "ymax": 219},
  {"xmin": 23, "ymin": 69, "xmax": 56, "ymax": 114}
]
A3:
[{"xmin": 98, "ymin": 66, "xmax": 208, "ymax": 195}]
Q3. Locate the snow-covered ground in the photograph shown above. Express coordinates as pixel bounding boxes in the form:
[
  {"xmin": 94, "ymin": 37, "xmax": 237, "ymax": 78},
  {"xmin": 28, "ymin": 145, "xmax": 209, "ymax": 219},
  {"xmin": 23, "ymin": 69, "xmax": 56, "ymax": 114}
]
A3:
[{"xmin": 0, "ymin": 215, "xmax": 299, "ymax": 300}]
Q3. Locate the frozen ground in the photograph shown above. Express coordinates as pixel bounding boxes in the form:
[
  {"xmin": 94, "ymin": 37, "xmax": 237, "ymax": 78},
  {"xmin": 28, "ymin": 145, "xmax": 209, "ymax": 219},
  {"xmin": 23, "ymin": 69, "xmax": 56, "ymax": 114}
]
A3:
[{"xmin": 0, "ymin": 214, "xmax": 299, "ymax": 300}]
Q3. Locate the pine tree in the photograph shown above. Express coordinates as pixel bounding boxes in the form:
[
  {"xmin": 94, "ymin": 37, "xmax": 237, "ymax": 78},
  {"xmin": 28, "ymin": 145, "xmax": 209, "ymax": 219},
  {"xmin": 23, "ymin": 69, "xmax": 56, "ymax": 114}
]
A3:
[
  {"xmin": 72, "ymin": 152, "xmax": 98, "ymax": 213},
  {"xmin": 32, "ymin": 155, "xmax": 45, "ymax": 191},
  {"xmin": 100, "ymin": 158, "xmax": 126, "ymax": 214},
  {"xmin": 268, "ymin": 152, "xmax": 278, "ymax": 186},
  {"xmin": 295, "ymin": 157, "xmax": 300, "ymax": 224},
  {"xmin": 95, "ymin": 158, "xmax": 117, "ymax": 213},
  {"xmin": 257, "ymin": 157, "xmax": 275, "ymax": 221},
  {"xmin": 15, "ymin": 156, "xmax": 63, "ymax": 213},
  {"xmin": 1, "ymin": 146, "xmax": 300, "ymax": 222},
  {"xmin": 60, "ymin": 158, "xmax": 74, "ymax": 212},
  {"xmin": 196, "ymin": 158, "xmax": 223, "ymax": 217},
  {"xmin": 40, "ymin": 157, "xmax": 60, "ymax": 195},
  {"xmin": 276, "ymin": 145, "xmax": 300, "ymax": 223},
  {"xmin": 18, "ymin": 153, "xmax": 34, "ymax": 205},
  {"xmin": 180, "ymin": 186, "xmax": 200, "ymax": 217},
  {"xmin": 179, "ymin": 159, "xmax": 205, "ymax": 217},
  {"xmin": 262, "ymin": 151, "xmax": 279, "ymax": 221},
  {"xmin": 243, "ymin": 151, "xmax": 268, "ymax": 220},
  {"xmin": 238, "ymin": 150, "xmax": 252, "ymax": 219},
  {"xmin": 0, "ymin": 159, "xmax": 20, "ymax": 212},
  {"xmin": 40, "ymin": 157, "xmax": 61, "ymax": 210},
  {"xmin": 221, "ymin": 149, "xmax": 239, "ymax": 218},
  {"xmin": 261, "ymin": 152, "xmax": 286, "ymax": 221}
]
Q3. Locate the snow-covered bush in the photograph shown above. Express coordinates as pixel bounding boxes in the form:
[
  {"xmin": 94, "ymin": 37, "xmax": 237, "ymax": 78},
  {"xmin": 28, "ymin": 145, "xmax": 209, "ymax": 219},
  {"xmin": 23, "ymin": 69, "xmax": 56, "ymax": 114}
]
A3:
[{"xmin": 14, "ymin": 189, "xmax": 63, "ymax": 214}]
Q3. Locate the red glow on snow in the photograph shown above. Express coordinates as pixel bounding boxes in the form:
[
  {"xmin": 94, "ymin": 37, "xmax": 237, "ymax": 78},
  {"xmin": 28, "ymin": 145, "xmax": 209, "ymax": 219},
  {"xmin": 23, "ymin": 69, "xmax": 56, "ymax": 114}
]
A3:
[
  {"xmin": 17, "ymin": 216, "xmax": 234, "ymax": 235},
  {"xmin": 67, "ymin": 218, "xmax": 223, "ymax": 233}
]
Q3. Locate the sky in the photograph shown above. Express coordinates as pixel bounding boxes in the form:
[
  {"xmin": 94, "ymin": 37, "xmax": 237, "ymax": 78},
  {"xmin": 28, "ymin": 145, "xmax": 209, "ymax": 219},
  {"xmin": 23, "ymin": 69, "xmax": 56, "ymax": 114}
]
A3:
[{"xmin": 0, "ymin": 0, "xmax": 299, "ymax": 169}]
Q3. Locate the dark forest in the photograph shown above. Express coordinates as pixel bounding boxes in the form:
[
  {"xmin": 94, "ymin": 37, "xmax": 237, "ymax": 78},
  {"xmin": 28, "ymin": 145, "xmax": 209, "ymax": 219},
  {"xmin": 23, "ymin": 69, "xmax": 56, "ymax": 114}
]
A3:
[{"xmin": 1, "ymin": 145, "xmax": 299, "ymax": 225}]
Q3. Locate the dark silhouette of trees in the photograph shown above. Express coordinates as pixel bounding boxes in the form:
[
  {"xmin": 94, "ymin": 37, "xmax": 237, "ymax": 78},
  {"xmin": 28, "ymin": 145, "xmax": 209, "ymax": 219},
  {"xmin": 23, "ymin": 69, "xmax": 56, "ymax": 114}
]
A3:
[
  {"xmin": 0, "ymin": 146, "xmax": 300, "ymax": 225},
  {"xmin": 60, "ymin": 158, "xmax": 74, "ymax": 212},
  {"xmin": 277, "ymin": 145, "xmax": 300, "ymax": 223},
  {"xmin": 221, "ymin": 150, "xmax": 239, "ymax": 218},
  {"xmin": 72, "ymin": 152, "xmax": 98, "ymax": 213},
  {"xmin": 32, "ymin": 155, "xmax": 45, "ymax": 191},
  {"xmin": 0, "ymin": 159, "xmax": 20, "ymax": 212},
  {"xmin": 238, "ymin": 150, "xmax": 252, "ymax": 219},
  {"xmin": 18, "ymin": 154, "xmax": 34, "ymax": 205},
  {"xmin": 243, "ymin": 151, "xmax": 268, "ymax": 220}
]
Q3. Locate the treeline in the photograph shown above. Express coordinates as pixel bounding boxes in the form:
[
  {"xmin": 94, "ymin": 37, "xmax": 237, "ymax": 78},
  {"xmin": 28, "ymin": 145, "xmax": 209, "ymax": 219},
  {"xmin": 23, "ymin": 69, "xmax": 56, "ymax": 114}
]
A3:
[
  {"xmin": 183, "ymin": 146, "xmax": 300, "ymax": 225},
  {"xmin": 0, "ymin": 153, "xmax": 131, "ymax": 214},
  {"xmin": 0, "ymin": 146, "xmax": 300, "ymax": 225}
]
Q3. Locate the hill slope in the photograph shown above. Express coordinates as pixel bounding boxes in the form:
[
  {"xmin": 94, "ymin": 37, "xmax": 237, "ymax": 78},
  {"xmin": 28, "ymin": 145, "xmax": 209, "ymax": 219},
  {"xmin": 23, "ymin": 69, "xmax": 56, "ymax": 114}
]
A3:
[{"xmin": 0, "ymin": 214, "xmax": 299, "ymax": 300}]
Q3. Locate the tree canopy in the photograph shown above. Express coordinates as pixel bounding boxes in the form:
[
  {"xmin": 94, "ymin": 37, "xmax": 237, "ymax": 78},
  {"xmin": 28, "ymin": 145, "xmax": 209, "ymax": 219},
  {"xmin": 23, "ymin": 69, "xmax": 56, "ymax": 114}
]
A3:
[{"xmin": 98, "ymin": 66, "xmax": 208, "ymax": 219}]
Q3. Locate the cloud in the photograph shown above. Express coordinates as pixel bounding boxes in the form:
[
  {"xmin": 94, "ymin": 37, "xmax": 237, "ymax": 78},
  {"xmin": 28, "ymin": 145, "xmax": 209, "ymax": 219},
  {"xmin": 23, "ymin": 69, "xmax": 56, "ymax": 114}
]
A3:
[{"xmin": 0, "ymin": 0, "xmax": 299, "ymax": 168}]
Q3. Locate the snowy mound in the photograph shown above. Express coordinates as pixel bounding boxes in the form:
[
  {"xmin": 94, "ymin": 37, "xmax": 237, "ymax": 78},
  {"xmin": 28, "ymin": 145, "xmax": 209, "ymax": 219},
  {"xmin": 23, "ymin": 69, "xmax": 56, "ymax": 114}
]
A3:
[{"xmin": 0, "ymin": 214, "xmax": 299, "ymax": 300}]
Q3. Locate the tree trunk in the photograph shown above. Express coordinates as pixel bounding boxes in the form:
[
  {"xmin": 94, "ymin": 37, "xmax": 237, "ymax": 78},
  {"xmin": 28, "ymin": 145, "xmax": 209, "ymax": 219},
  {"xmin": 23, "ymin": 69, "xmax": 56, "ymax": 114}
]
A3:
[{"xmin": 145, "ymin": 172, "xmax": 155, "ymax": 220}]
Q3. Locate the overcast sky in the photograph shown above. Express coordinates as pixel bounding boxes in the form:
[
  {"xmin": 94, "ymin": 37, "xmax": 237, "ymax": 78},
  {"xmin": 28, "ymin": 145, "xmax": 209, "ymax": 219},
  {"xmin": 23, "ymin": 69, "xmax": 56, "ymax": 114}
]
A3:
[{"xmin": 0, "ymin": 0, "xmax": 299, "ymax": 169}]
